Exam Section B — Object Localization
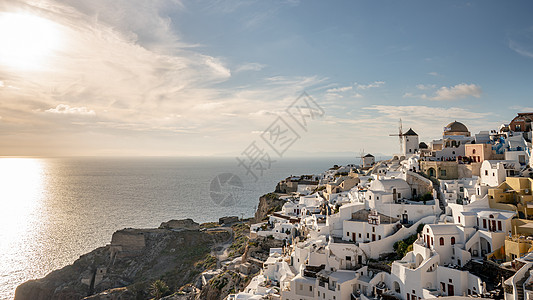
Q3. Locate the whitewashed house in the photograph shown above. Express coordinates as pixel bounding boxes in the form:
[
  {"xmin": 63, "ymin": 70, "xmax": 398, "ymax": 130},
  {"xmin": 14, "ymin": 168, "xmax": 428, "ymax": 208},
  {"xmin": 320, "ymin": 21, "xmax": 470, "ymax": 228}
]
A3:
[
  {"xmin": 389, "ymin": 233, "xmax": 484, "ymax": 300},
  {"xmin": 479, "ymin": 160, "xmax": 520, "ymax": 187}
]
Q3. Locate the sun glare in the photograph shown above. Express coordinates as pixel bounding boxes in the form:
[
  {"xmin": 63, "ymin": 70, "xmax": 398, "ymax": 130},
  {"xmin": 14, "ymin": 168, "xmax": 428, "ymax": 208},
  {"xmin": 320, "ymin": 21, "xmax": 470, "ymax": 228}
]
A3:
[{"xmin": 0, "ymin": 12, "xmax": 63, "ymax": 70}]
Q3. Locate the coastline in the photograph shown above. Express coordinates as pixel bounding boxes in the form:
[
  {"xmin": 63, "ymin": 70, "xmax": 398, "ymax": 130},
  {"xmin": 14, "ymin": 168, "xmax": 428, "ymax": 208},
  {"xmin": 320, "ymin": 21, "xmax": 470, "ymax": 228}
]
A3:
[{"xmin": 14, "ymin": 193, "xmax": 283, "ymax": 300}]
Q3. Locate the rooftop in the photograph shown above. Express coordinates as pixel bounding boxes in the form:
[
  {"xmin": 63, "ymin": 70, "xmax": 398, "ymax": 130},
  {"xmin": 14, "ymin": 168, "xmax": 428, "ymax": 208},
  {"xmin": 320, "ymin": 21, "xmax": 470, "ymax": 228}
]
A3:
[{"xmin": 350, "ymin": 209, "xmax": 399, "ymax": 223}]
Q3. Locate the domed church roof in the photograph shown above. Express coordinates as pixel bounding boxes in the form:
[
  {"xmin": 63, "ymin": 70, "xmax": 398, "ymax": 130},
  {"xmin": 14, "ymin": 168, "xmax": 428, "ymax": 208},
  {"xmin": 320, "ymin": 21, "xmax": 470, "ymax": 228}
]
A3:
[{"xmin": 445, "ymin": 121, "xmax": 469, "ymax": 133}]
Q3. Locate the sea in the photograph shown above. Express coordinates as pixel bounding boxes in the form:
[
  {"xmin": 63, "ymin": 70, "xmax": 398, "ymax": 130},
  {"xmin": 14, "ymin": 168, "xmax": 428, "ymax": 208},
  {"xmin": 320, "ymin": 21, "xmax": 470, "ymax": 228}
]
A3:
[{"xmin": 0, "ymin": 156, "xmax": 357, "ymax": 299}]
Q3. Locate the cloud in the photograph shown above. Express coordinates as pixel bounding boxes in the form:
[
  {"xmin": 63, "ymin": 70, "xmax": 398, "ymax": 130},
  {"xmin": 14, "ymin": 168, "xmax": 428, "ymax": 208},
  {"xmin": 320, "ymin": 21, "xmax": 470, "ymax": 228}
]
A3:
[
  {"xmin": 416, "ymin": 84, "xmax": 436, "ymax": 90},
  {"xmin": 45, "ymin": 104, "xmax": 96, "ymax": 115},
  {"xmin": 422, "ymin": 83, "xmax": 482, "ymax": 101},
  {"xmin": 428, "ymin": 72, "xmax": 440, "ymax": 76},
  {"xmin": 0, "ymin": 80, "xmax": 3, "ymax": 87},
  {"xmin": 509, "ymin": 40, "xmax": 533, "ymax": 58},
  {"xmin": 327, "ymin": 86, "xmax": 352, "ymax": 93},
  {"xmin": 235, "ymin": 62, "xmax": 265, "ymax": 72},
  {"xmin": 360, "ymin": 104, "xmax": 493, "ymax": 140},
  {"xmin": 355, "ymin": 81, "xmax": 385, "ymax": 90}
]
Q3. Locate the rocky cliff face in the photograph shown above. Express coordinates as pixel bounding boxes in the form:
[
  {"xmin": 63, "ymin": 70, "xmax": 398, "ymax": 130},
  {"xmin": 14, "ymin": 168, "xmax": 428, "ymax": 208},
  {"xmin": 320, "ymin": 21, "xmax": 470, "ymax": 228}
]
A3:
[
  {"xmin": 16, "ymin": 193, "xmax": 285, "ymax": 300},
  {"xmin": 254, "ymin": 193, "xmax": 284, "ymax": 222},
  {"xmin": 15, "ymin": 223, "xmax": 230, "ymax": 300}
]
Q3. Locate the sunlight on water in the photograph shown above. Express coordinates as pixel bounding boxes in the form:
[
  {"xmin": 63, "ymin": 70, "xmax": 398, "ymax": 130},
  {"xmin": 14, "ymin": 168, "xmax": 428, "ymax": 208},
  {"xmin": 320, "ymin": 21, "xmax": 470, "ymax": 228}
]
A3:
[
  {"xmin": 0, "ymin": 156, "xmax": 353, "ymax": 299},
  {"xmin": 0, "ymin": 158, "xmax": 46, "ymax": 300}
]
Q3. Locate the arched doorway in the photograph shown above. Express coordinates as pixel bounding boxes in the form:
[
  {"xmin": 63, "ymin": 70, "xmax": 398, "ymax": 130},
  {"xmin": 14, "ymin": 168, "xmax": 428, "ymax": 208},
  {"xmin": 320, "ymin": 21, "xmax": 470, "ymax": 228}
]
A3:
[
  {"xmin": 428, "ymin": 168, "xmax": 436, "ymax": 177},
  {"xmin": 394, "ymin": 281, "xmax": 401, "ymax": 293}
]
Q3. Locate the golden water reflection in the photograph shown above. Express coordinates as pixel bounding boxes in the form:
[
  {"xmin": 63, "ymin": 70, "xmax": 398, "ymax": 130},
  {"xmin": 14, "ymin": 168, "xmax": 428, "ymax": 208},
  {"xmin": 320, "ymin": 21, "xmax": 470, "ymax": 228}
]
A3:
[{"xmin": 0, "ymin": 158, "xmax": 45, "ymax": 299}]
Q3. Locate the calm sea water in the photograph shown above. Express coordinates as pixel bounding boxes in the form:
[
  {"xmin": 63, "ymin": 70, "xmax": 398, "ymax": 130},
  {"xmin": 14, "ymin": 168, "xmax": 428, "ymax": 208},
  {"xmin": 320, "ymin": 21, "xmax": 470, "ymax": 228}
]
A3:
[{"xmin": 0, "ymin": 156, "xmax": 356, "ymax": 299}]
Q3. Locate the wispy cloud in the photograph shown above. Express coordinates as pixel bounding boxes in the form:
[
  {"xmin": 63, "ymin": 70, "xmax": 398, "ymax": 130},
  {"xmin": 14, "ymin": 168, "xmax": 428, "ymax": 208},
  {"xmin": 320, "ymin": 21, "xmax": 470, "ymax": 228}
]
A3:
[
  {"xmin": 355, "ymin": 81, "xmax": 385, "ymax": 90},
  {"xmin": 45, "ymin": 104, "xmax": 96, "ymax": 115},
  {"xmin": 422, "ymin": 83, "xmax": 482, "ymax": 101},
  {"xmin": 327, "ymin": 86, "xmax": 352, "ymax": 93},
  {"xmin": 0, "ymin": 0, "xmax": 324, "ymax": 156},
  {"xmin": 428, "ymin": 72, "xmax": 440, "ymax": 76},
  {"xmin": 509, "ymin": 39, "xmax": 533, "ymax": 58},
  {"xmin": 361, "ymin": 104, "xmax": 492, "ymax": 139},
  {"xmin": 235, "ymin": 62, "xmax": 266, "ymax": 72},
  {"xmin": 416, "ymin": 84, "xmax": 436, "ymax": 90}
]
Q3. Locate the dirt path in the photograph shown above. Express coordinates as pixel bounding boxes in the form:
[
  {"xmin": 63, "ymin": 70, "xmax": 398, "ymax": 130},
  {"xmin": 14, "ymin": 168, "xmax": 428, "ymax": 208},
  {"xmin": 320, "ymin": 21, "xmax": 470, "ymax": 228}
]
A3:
[{"xmin": 208, "ymin": 227, "xmax": 234, "ymax": 269}]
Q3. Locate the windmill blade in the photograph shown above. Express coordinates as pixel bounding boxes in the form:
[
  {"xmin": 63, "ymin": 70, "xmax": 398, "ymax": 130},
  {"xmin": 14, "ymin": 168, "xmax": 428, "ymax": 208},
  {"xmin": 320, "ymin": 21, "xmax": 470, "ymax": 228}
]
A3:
[{"xmin": 398, "ymin": 118, "xmax": 403, "ymax": 152}]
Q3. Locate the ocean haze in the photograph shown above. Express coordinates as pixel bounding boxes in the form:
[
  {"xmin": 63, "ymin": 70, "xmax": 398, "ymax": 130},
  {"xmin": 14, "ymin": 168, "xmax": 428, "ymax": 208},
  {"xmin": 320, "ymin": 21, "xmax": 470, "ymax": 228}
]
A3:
[{"xmin": 0, "ymin": 156, "xmax": 356, "ymax": 299}]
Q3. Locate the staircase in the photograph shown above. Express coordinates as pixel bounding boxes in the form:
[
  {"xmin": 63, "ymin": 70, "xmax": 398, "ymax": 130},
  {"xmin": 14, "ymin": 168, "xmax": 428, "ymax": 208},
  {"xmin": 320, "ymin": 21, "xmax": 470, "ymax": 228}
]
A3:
[
  {"xmin": 516, "ymin": 276, "xmax": 526, "ymax": 300},
  {"xmin": 415, "ymin": 171, "xmax": 445, "ymax": 212}
]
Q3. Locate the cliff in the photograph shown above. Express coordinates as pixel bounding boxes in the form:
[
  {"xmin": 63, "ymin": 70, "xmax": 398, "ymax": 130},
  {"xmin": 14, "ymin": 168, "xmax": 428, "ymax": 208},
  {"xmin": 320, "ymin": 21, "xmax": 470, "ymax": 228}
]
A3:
[
  {"xmin": 254, "ymin": 193, "xmax": 284, "ymax": 222},
  {"xmin": 15, "ymin": 222, "xmax": 230, "ymax": 300},
  {"xmin": 15, "ymin": 193, "xmax": 286, "ymax": 300}
]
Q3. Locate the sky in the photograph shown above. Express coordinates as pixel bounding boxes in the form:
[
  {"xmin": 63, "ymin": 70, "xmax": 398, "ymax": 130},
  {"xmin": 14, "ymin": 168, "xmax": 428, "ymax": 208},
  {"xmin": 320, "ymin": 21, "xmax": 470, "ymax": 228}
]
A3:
[{"xmin": 0, "ymin": 0, "xmax": 532, "ymax": 157}]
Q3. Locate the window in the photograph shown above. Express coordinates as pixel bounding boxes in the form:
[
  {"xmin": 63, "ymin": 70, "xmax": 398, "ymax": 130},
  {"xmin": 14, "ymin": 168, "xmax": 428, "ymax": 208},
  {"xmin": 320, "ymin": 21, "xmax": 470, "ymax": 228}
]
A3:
[
  {"xmin": 451, "ymin": 237, "xmax": 455, "ymax": 245},
  {"xmin": 347, "ymin": 232, "xmax": 349, "ymax": 236},
  {"xmin": 458, "ymin": 216, "xmax": 461, "ymax": 223},
  {"xmin": 483, "ymin": 219, "xmax": 487, "ymax": 228},
  {"xmin": 398, "ymin": 193, "xmax": 402, "ymax": 198},
  {"xmin": 372, "ymin": 227, "xmax": 375, "ymax": 232},
  {"xmin": 439, "ymin": 237, "xmax": 444, "ymax": 245},
  {"xmin": 358, "ymin": 233, "xmax": 361, "ymax": 238},
  {"xmin": 431, "ymin": 237, "xmax": 434, "ymax": 245},
  {"xmin": 309, "ymin": 286, "xmax": 313, "ymax": 292},
  {"xmin": 367, "ymin": 233, "xmax": 369, "ymax": 238},
  {"xmin": 440, "ymin": 169, "xmax": 447, "ymax": 176},
  {"xmin": 485, "ymin": 170, "xmax": 488, "ymax": 176},
  {"xmin": 379, "ymin": 235, "xmax": 381, "ymax": 240},
  {"xmin": 498, "ymin": 221, "xmax": 502, "ymax": 231},
  {"xmin": 473, "ymin": 149, "xmax": 476, "ymax": 154}
]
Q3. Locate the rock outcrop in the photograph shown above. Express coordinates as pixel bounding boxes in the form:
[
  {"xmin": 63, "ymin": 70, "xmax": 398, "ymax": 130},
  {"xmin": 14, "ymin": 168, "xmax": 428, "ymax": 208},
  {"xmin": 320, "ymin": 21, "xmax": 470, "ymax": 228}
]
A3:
[
  {"xmin": 16, "ymin": 192, "xmax": 286, "ymax": 300},
  {"xmin": 254, "ymin": 193, "xmax": 284, "ymax": 222},
  {"xmin": 159, "ymin": 219, "xmax": 200, "ymax": 231},
  {"xmin": 15, "ymin": 220, "xmax": 230, "ymax": 300}
]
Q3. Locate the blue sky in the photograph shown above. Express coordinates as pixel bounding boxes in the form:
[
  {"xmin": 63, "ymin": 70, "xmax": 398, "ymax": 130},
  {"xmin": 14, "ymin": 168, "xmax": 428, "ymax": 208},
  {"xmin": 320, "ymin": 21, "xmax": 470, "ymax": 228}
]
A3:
[{"xmin": 0, "ymin": 0, "xmax": 532, "ymax": 156}]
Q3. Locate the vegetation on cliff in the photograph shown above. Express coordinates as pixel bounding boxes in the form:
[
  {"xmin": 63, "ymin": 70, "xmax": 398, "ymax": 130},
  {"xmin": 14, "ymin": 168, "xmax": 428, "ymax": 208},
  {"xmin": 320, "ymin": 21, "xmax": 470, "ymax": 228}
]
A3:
[{"xmin": 16, "ymin": 192, "xmax": 286, "ymax": 300}]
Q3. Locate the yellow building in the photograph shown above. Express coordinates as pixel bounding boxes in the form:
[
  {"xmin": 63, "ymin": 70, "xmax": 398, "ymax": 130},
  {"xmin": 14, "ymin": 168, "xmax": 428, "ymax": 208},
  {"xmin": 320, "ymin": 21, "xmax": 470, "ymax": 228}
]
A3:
[
  {"xmin": 488, "ymin": 177, "xmax": 533, "ymax": 218},
  {"xmin": 486, "ymin": 177, "xmax": 533, "ymax": 261}
]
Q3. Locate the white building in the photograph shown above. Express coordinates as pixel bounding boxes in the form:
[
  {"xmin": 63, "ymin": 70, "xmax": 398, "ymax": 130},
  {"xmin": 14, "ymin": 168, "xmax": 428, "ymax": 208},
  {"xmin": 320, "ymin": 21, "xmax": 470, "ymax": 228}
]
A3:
[
  {"xmin": 402, "ymin": 128, "xmax": 419, "ymax": 156},
  {"xmin": 342, "ymin": 209, "xmax": 400, "ymax": 243},
  {"xmin": 479, "ymin": 160, "xmax": 520, "ymax": 187},
  {"xmin": 363, "ymin": 153, "xmax": 376, "ymax": 169},
  {"xmin": 390, "ymin": 234, "xmax": 484, "ymax": 299},
  {"xmin": 504, "ymin": 135, "xmax": 530, "ymax": 167}
]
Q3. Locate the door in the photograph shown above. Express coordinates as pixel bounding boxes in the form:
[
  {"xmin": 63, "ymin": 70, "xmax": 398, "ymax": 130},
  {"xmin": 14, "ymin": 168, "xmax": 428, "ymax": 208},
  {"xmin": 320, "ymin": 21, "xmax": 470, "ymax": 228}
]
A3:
[
  {"xmin": 358, "ymin": 255, "xmax": 362, "ymax": 265},
  {"xmin": 352, "ymin": 232, "xmax": 356, "ymax": 242},
  {"xmin": 393, "ymin": 188, "xmax": 397, "ymax": 201},
  {"xmin": 372, "ymin": 234, "xmax": 376, "ymax": 241},
  {"xmin": 447, "ymin": 284, "xmax": 454, "ymax": 296},
  {"xmin": 402, "ymin": 213, "xmax": 408, "ymax": 224}
]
